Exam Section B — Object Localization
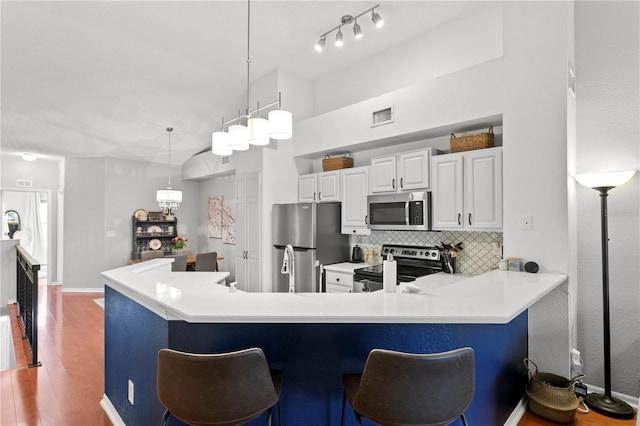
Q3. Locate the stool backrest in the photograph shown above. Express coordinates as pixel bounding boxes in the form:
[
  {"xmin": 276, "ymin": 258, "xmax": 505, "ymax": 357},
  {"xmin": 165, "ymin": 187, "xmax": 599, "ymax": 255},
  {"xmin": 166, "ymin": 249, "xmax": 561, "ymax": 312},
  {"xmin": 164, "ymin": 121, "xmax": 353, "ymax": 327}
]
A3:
[
  {"xmin": 352, "ymin": 347, "xmax": 475, "ymax": 426},
  {"xmin": 157, "ymin": 347, "xmax": 278, "ymax": 426}
]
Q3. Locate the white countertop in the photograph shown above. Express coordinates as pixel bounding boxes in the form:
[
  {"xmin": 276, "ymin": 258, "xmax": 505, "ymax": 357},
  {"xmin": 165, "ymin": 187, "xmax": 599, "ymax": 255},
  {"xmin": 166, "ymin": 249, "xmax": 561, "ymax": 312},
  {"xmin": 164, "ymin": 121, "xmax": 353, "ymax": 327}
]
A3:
[
  {"xmin": 323, "ymin": 262, "xmax": 368, "ymax": 273},
  {"xmin": 102, "ymin": 259, "xmax": 567, "ymax": 325}
]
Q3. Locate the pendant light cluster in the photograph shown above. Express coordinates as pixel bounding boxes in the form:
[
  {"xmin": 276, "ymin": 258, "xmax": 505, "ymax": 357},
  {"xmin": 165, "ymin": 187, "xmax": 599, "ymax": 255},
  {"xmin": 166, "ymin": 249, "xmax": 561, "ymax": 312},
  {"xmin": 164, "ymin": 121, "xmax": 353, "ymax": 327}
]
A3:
[
  {"xmin": 156, "ymin": 127, "xmax": 182, "ymax": 216},
  {"xmin": 212, "ymin": 0, "xmax": 292, "ymax": 156},
  {"xmin": 315, "ymin": 4, "xmax": 384, "ymax": 52}
]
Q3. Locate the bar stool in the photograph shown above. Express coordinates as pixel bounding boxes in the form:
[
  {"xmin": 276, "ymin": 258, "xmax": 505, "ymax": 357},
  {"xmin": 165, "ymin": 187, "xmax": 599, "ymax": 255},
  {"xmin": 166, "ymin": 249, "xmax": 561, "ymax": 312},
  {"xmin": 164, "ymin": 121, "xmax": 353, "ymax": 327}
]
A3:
[
  {"xmin": 341, "ymin": 347, "xmax": 475, "ymax": 426},
  {"xmin": 157, "ymin": 347, "xmax": 282, "ymax": 426}
]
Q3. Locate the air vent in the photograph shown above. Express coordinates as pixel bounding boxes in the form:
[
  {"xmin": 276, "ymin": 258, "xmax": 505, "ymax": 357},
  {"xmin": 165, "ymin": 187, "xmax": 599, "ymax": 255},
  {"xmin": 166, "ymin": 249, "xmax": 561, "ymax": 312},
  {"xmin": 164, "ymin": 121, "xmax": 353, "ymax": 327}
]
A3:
[
  {"xmin": 371, "ymin": 106, "xmax": 394, "ymax": 127},
  {"xmin": 16, "ymin": 179, "xmax": 33, "ymax": 188},
  {"xmin": 221, "ymin": 156, "xmax": 230, "ymax": 165}
]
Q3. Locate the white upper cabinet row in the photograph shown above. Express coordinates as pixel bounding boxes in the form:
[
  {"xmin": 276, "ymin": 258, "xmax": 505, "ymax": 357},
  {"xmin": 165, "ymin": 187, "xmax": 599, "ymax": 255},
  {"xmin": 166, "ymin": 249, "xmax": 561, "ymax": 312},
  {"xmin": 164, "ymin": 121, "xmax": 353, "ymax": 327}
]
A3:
[
  {"xmin": 431, "ymin": 147, "xmax": 502, "ymax": 231},
  {"xmin": 370, "ymin": 148, "xmax": 438, "ymax": 193},
  {"xmin": 298, "ymin": 146, "xmax": 502, "ymax": 233}
]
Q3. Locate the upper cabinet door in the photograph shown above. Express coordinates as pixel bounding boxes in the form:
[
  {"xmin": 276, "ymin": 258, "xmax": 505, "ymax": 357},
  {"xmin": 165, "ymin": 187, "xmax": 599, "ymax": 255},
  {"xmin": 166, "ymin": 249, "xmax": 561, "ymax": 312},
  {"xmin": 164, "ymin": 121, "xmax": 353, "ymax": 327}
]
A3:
[
  {"xmin": 318, "ymin": 171, "xmax": 340, "ymax": 202},
  {"xmin": 370, "ymin": 156, "xmax": 397, "ymax": 193},
  {"xmin": 341, "ymin": 167, "xmax": 371, "ymax": 235},
  {"xmin": 431, "ymin": 154, "xmax": 464, "ymax": 230},
  {"xmin": 465, "ymin": 148, "xmax": 502, "ymax": 229},
  {"xmin": 298, "ymin": 173, "xmax": 317, "ymax": 202},
  {"xmin": 398, "ymin": 149, "xmax": 431, "ymax": 190}
]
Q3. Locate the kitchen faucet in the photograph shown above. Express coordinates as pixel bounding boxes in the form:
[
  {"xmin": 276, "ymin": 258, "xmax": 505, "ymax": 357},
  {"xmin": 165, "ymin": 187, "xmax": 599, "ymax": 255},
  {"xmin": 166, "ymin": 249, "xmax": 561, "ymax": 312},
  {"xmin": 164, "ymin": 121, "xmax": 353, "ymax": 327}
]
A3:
[{"xmin": 281, "ymin": 244, "xmax": 295, "ymax": 293}]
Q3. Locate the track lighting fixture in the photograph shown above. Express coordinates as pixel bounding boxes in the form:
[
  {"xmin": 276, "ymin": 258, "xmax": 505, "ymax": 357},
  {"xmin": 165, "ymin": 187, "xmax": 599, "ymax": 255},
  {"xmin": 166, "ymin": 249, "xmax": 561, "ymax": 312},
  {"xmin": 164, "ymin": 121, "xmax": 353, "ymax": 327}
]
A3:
[{"xmin": 314, "ymin": 4, "xmax": 383, "ymax": 52}]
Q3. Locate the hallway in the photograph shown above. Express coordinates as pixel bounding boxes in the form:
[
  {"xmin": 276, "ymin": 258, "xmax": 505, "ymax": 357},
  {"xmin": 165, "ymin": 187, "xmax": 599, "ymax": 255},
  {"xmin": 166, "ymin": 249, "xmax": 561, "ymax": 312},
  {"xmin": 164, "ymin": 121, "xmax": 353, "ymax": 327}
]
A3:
[{"xmin": 0, "ymin": 284, "xmax": 111, "ymax": 425}]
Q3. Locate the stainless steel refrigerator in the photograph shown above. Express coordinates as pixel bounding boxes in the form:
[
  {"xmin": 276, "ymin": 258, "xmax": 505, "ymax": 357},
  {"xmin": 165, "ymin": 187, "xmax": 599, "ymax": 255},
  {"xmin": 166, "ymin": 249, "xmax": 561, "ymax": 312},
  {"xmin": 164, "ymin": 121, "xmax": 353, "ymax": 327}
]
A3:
[{"xmin": 272, "ymin": 202, "xmax": 350, "ymax": 292}]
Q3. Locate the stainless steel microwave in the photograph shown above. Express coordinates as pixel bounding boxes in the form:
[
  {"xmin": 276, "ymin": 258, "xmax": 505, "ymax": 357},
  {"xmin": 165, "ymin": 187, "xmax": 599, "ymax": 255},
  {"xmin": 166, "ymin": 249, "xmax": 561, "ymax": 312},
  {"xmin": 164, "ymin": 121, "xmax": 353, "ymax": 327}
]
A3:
[{"xmin": 367, "ymin": 191, "xmax": 432, "ymax": 231}]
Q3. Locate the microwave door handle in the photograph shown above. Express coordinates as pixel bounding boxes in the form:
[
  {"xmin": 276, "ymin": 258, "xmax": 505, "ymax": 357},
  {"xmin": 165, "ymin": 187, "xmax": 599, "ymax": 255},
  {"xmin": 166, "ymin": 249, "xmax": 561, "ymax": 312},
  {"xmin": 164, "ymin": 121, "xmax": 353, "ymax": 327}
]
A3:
[{"xmin": 405, "ymin": 202, "xmax": 410, "ymax": 225}]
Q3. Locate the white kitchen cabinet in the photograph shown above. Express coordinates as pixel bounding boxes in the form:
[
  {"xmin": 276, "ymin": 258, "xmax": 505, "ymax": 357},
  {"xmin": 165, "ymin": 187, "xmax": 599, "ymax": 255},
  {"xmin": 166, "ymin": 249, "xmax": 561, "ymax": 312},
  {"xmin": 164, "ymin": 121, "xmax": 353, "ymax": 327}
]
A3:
[
  {"xmin": 298, "ymin": 171, "xmax": 340, "ymax": 202},
  {"xmin": 235, "ymin": 172, "xmax": 261, "ymax": 292},
  {"xmin": 325, "ymin": 270, "xmax": 354, "ymax": 293},
  {"xmin": 431, "ymin": 147, "xmax": 502, "ymax": 230},
  {"xmin": 340, "ymin": 166, "xmax": 371, "ymax": 235},
  {"xmin": 370, "ymin": 148, "xmax": 435, "ymax": 193}
]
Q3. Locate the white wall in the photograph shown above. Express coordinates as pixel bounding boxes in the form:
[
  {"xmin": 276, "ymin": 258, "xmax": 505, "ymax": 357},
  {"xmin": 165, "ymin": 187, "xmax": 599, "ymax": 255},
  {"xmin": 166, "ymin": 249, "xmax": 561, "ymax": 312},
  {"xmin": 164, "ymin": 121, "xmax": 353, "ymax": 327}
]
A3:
[
  {"xmin": 575, "ymin": 1, "xmax": 639, "ymax": 397},
  {"xmin": 63, "ymin": 157, "xmax": 198, "ymax": 290}
]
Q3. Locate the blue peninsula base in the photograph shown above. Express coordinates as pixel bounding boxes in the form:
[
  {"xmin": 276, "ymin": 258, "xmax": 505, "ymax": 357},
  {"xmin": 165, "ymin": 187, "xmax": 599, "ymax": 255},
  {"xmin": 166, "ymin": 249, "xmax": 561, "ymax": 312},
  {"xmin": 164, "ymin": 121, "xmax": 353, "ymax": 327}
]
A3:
[{"xmin": 105, "ymin": 286, "xmax": 528, "ymax": 425}]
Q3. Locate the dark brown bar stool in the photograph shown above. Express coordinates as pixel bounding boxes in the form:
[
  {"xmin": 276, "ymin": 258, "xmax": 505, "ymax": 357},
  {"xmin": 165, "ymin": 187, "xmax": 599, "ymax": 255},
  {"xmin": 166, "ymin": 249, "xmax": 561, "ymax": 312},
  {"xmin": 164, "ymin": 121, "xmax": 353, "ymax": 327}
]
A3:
[
  {"xmin": 157, "ymin": 347, "xmax": 282, "ymax": 426},
  {"xmin": 341, "ymin": 347, "xmax": 475, "ymax": 426}
]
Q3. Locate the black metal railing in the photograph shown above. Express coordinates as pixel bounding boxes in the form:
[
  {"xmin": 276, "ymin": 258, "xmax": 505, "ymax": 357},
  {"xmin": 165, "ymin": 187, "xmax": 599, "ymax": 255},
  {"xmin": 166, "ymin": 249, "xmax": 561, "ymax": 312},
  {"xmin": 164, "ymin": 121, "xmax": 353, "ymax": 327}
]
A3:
[{"xmin": 16, "ymin": 244, "xmax": 41, "ymax": 368}]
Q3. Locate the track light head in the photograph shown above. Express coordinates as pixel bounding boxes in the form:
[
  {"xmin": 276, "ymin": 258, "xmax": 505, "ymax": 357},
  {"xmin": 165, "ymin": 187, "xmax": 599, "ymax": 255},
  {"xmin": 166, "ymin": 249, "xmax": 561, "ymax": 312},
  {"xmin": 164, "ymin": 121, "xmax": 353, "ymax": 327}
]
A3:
[
  {"xmin": 315, "ymin": 36, "xmax": 326, "ymax": 52},
  {"xmin": 353, "ymin": 20, "xmax": 363, "ymax": 39},
  {"xmin": 372, "ymin": 10, "xmax": 384, "ymax": 28},
  {"xmin": 335, "ymin": 28, "xmax": 344, "ymax": 47}
]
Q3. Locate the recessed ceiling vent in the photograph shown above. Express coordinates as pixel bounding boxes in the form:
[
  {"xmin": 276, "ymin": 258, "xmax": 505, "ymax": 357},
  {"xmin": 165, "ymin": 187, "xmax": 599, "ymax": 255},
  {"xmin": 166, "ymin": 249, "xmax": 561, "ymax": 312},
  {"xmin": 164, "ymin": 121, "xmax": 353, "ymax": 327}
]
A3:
[
  {"xmin": 371, "ymin": 106, "xmax": 394, "ymax": 127},
  {"xmin": 16, "ymin": 179, "xmax": 33, "ymax": 188}
]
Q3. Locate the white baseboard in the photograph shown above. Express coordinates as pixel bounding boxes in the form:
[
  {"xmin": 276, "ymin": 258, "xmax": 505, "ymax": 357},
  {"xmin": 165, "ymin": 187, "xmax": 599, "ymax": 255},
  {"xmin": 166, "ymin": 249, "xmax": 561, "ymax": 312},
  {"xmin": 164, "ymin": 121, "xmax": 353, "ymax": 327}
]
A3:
[
  {"xmin": 100, "ymin": 394, "xmax": 125, "ymax": 426},
  {"xmin": 62, "ymin": 287, "xmax": 104, "ymax": 294},
  {"xmin": 504, "ymin": 396, "xmax": 528, "ymax": 425}
]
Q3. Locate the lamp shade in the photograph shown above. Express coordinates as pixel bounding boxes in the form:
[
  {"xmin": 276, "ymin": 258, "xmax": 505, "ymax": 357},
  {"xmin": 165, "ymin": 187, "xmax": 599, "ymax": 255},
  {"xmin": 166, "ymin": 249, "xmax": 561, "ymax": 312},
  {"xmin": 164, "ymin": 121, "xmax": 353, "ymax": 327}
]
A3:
[
  {"xmin": 228, "ymin": 124, "xmax": 250, "ymax": 151},
  {"xmin": 156, "ymin": 189, "xmax": 182, "ymax": 205},
  {"xmin": 268, "ymin": 110, "xmax": 292, "ymax": 140},
  {"xmin": 212, "ymin": 131, "xmax": 232, "ymax": 156},
  {"xmin": 248, "ymin": 117, "xmax": 270, "ymax": 145},
  {"xmin": 575, "ymin": 170, "xmax": 635, "ymax": 189}
]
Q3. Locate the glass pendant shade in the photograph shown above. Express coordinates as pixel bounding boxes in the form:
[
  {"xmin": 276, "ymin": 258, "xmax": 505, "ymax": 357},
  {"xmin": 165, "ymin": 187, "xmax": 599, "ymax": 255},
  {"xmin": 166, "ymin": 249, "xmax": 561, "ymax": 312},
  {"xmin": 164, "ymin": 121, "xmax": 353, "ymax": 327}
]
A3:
[
  {"xmin": 248, "ymin": 117, "xmax": 270, "ymax": 145},
  {"xmin": 212, "ymin": 131, "xmax": 232, "ymax": 156},
  {"xmin": 575, "ymin": 170, "xmax": 635, "ymax": 189},
  {"xmin": 268, "ymin": 110, "xmax": 292, "ymax": 140},
  {"xmin": 228, "ymin": 124, "xmax": 250, "ymax": 151}
]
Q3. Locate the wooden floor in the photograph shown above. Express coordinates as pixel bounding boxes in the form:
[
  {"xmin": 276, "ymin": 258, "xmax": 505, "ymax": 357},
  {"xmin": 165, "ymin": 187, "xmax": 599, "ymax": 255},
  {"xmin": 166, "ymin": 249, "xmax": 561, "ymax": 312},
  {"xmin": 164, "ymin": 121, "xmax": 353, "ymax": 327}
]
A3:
[
  {"xmin": 519, "ymin": 402, "xmax": 637, "ymax": 425},
  {"xmin": 0, "ymin": 283, "xmax": 111, "ymax": 425}
]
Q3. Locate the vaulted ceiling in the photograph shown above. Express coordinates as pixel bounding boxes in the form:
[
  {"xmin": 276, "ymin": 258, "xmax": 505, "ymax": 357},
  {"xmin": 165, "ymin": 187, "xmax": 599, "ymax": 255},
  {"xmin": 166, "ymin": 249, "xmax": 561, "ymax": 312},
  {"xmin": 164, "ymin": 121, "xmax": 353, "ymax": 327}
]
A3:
[{"xmin": 1, "ymin": 1, "xmax": 488, "ymax": 165}]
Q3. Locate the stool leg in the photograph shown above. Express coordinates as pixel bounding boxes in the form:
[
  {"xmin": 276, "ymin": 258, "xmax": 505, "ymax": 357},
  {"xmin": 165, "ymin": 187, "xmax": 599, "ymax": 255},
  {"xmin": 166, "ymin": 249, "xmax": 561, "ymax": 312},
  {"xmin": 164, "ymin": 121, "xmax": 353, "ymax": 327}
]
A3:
[
  {"xmin": 277, "ymin": 401, "xmax": 282, "ymax": 426},
  {"xmin": 341, "ymin": 391, "xmax": 346, "ymax": 426},
  {"xmin": 161, "ymin": 409, "xmax": 170, "ymax": 426},
  {"xmin": 267, "ymin": 407, "xmax": 273, "ymax": 426},
  {"xmin": 461, "ymin": 413, "xmax": 468, "ymax": 426}
]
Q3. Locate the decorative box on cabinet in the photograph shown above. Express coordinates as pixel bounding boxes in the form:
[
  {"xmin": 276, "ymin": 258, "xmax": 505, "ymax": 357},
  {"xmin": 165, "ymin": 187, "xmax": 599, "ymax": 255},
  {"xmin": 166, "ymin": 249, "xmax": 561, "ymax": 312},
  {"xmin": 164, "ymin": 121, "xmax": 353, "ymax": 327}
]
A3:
[
  {"xmin": 131, "ymin": 217, "xmax": 177, "ymax": 259},
  {"xmin": 370, "ymin": 148, "xmax": 438, "ymax": 193},
  {"xmin": 340, "ymin": 166, "xmax": 370, "ymax": 235},
  {"xmin": 431, "ymin": 147, "xmax": 502, "ymax": 230},
  {"xmin": 298, "ymin": 171, "xmax": 340, "ymax": 202}
]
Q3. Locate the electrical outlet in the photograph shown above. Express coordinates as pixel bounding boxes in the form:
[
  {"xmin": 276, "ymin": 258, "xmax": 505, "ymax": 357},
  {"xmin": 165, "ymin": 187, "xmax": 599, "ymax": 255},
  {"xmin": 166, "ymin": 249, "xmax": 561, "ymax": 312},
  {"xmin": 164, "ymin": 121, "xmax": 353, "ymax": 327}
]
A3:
[
  {"xmin": 520, "ymin": 215, "xmax": 532, "ymax": 230},
  {"xmin": 128, "ymin": 380, "xmax": 134, "ymax": 405}
]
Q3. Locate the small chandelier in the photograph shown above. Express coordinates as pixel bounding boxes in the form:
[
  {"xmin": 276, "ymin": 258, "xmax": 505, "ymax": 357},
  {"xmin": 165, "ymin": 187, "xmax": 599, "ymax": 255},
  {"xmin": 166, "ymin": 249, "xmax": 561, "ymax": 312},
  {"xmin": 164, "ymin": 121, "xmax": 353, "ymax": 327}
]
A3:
[
  {"xmin": 211, "ymin": 0, "xmax": 292, "ymax": 156},
  {"xmin": 156, "ymin": 127, "xmax": 182, "ymax": 218}
]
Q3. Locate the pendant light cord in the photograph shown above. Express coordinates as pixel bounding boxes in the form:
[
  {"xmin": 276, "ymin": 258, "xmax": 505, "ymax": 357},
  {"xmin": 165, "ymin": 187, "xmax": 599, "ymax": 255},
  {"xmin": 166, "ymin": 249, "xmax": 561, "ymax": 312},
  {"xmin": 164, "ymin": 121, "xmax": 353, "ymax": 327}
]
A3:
[
  {"xmin": 167, "ymin": 127, "xmax": 173, "ymax": 188},
  {"xmin": 245, "ymin": 0, "xmax": 251, "ymax": 119}
]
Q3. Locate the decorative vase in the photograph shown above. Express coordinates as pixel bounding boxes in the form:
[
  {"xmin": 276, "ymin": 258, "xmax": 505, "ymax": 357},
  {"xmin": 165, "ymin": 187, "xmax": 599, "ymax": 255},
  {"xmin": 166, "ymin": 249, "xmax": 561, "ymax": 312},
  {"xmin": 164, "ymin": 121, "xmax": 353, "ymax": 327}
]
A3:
[{"xmin": 173, "ymin": 248, "xmax": 183, "ymax": 255}]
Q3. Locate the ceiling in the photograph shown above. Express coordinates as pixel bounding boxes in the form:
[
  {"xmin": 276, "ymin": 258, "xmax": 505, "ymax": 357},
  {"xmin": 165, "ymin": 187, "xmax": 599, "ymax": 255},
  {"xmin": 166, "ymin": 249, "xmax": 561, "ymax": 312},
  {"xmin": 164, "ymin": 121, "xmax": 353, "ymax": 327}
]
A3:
[{"xmin": 1, "ymin": 1, "xmax": 488, "ymax": 165}]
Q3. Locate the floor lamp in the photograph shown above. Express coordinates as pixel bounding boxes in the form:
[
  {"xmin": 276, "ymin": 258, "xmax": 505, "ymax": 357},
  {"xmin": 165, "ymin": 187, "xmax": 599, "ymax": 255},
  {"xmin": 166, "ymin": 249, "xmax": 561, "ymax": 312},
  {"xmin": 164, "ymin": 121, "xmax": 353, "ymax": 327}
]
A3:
[{"xmin": 575, "ymin": 170, "xmax": 636, "ymax": 420}]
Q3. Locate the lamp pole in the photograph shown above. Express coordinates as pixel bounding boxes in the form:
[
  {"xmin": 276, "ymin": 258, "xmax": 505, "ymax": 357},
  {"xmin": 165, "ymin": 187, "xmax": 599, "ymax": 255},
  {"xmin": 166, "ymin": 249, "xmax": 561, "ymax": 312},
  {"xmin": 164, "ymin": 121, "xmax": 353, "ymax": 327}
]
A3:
[{"xmin": 583, "ymin": 186, "xmax": 633, "ymax": 419}]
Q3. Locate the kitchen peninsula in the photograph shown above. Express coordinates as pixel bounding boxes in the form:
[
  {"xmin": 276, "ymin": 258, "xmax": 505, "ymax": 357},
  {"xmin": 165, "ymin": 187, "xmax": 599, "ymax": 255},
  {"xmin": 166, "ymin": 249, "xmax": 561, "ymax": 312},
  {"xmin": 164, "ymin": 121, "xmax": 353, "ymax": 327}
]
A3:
[{"xmin": 101, "ymin": 258, "xmax": 567, "ymax": 425}]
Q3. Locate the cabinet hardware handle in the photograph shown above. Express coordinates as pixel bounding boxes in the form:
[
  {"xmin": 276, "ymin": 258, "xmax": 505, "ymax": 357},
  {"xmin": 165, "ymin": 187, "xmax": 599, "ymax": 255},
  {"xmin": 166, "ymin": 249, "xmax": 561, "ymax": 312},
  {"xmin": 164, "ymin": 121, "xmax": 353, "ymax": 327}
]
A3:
[
  {"xmin": 400, "ymin": 177, "xmax": 404, "ymax": 188},
  {"xmin": 318, "ymin": 191, "xmax": 321, "ymax": 200},
  {"xmin": 392, "ymin": 178, "xmax": 396, "ymax": 189},
  {"xmin": 364, "ymin": 215, "xmax": 368, "ymax": 224},
  {"xmin": 468, "ymin": 213, "xmax": 472, "ymax": 226},
  {"xmin": 336, "ymin": 278, "xmax": 340, "ymax": 282},
  {"xmin": 457, "ymin": 213, "xmax": 461, "ymax": 225},
  {"xmin": 313, "ymin": 192, "xmax": 316, "ymax": 201}
]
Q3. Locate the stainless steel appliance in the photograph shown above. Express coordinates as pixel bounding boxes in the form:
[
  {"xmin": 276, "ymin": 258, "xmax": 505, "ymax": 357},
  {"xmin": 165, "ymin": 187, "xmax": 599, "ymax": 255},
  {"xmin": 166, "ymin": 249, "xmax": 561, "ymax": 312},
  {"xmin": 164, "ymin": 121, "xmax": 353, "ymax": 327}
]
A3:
[
  {"xmin": 272, "ymin": 202, "xmax": 350, "ymax": 292},
  {"xmin": 367, "ymin": 191, "xmax": 432, "ymax": 231},
  {"xmin": 353, "ymin": 244, "xmax": 448, "ymax": 292}
]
